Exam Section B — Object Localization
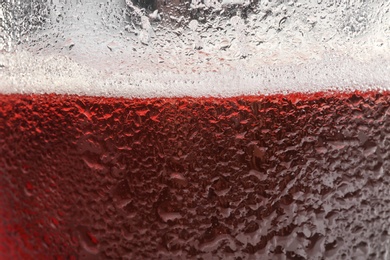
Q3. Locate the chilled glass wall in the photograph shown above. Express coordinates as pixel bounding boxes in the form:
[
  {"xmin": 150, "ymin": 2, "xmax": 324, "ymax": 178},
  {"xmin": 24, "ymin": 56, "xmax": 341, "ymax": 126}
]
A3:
[{"xmin": 1, "ymin": 1, "xmax": 390, "ymax": 259}]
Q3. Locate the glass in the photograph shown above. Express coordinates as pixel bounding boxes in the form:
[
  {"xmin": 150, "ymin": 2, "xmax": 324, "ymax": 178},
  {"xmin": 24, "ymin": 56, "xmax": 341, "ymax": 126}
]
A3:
[{"xmin": 1, "ymin": 0, "xmax": 389, "ymax": 259}]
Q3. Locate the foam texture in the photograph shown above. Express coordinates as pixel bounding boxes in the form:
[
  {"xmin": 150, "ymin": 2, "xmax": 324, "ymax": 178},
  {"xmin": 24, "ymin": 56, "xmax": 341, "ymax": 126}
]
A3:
[{"xmin": 0, "ymin": 0, "xmax": 389, "ymax": 97}]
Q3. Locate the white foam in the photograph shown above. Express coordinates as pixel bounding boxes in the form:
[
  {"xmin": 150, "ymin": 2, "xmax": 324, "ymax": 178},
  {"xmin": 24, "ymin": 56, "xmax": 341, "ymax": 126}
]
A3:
[{"xmin": 0, "ymin": 0, "xmax": 389, "ymax": 98}]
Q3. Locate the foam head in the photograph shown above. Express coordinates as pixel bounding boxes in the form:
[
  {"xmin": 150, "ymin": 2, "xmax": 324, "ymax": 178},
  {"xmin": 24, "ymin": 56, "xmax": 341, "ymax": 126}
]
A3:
[{"xmin": 0, "ymin": 0, "xmax": 389, "ymax": 97}]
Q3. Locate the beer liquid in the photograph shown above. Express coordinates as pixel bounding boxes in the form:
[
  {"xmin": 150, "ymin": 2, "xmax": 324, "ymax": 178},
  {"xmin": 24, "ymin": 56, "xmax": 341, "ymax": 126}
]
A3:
[{"xmin": 1, "ymin": 91, "xmax": 389, "ymax": 259}]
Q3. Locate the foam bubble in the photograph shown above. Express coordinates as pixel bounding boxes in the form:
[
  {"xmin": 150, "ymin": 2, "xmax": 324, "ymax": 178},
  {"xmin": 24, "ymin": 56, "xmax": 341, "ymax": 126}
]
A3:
[{"xmin": 0, "ymin": 0, "xmax": 389, "ymax": 98}]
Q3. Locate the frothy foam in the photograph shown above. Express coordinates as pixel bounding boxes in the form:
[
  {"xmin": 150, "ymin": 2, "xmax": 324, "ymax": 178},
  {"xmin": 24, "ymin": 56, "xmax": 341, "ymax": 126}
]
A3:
[{"xmin": 0, "ymin": 0, "xmax": 389, "ymax": 98}]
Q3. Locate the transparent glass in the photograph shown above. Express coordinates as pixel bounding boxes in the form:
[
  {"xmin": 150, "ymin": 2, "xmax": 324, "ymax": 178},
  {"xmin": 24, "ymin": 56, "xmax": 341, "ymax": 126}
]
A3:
[{"xmin": 0, "ymin": 0, "xmax": 389, "ymax": 259}]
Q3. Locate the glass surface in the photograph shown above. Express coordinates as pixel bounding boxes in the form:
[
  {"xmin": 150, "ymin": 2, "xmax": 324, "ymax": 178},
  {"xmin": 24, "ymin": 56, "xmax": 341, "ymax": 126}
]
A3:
[{"xmin": 0, "ymin": 0, "xmax": 389, "ymax": 259}]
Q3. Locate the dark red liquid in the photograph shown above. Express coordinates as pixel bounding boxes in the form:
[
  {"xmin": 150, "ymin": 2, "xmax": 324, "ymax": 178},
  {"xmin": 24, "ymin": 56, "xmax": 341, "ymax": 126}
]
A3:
[{"xmin": 1, "ymin": 91, "xmax": 389, "ymax": 259}]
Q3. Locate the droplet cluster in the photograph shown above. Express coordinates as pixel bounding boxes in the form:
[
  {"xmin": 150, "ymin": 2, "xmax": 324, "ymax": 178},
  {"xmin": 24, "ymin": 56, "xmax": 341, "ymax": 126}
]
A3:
[
  {"xmin": 1, "ymin": 91, "xmax": 389, "ymax": 259},
  {"xmin": 0, "ymin": 1, "xmax": 389, "ymax": 97}
]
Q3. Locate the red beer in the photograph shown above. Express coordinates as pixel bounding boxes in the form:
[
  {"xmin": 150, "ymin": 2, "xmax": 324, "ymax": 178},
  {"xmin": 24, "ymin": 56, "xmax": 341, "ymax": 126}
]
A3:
[{"xmin": 1, "ymin": 91, "xmax": 389, "ymax": 259}]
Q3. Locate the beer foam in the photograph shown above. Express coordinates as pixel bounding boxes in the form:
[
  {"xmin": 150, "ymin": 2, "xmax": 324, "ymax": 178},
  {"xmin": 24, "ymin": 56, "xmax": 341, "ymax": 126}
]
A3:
[{"xmin": 0, "ymin": 0, "xmax": 389, "ymax": 98}]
